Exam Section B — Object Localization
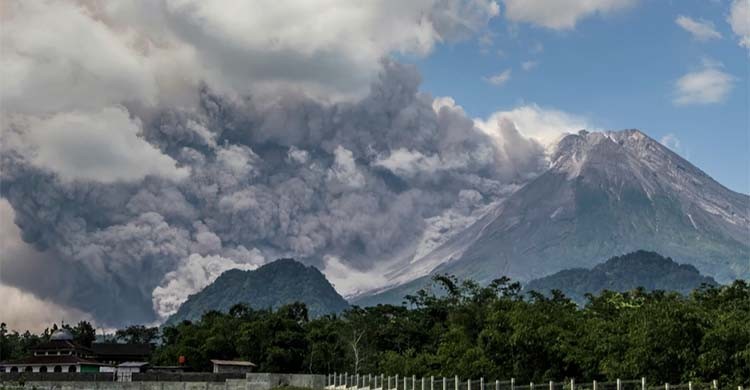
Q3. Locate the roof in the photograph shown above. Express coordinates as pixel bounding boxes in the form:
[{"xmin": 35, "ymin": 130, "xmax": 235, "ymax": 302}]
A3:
[
  {"xmin": 0, "ymin": 355, "xmax": 105, "ymax": 366},
  {"xmin": 117, "ymin": 361, "xmax": 150, "ymax": 368},
  {"xmin": 32, "ymin": 339, "xmax": 92, "ymax": 353},
  {"xmin": 92, "ymin": 343, "xmax": 151, "ymax": 356},
  {"xmin": 210, "ymin": 359, "xmax": 256, "ymax": 367},
  {"xmin": 50, "ymin": 329, "xmax": 74, "ymax": 341}
]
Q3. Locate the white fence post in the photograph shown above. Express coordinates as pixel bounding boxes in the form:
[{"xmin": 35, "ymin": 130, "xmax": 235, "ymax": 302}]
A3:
[
  {"xmin": 404, "ymin": 376, "xmax": 407, "ymax": 390},
  {"xmin": 496, "ymin": 380, "xmax": 500, "ymax": 390},
  {"xmin": 688, "ymin": 382, "xmax": 692, "ymax": 390},
  {"xmin": 468, "ymin": 378, "xmax": 472, "ymax": 390},
  {"xmin": 396, "ymin": 375, "xmax": 399, "ymax": 390},
  {"xmin": 481, "ymin": 377, "xmax": 484, "ymax": 390},
  {"xmin": 617, "ymin": 379, "xmax": 621, "ymax": 390},
  {"xmin": 642, "ymin": 377, "xmax": 646, "ymax": 390},
  {"xmin": 413, "ymin": 376, "xmax": 417, "ymax": 390},
  {"xmin": 712, "ymin": 381, "xmax": 718, "ymax": 390},
  {"xmin": 530, "ymin": 382, "xmax": 534, "ymax": 390},
  {"xmin": 665, "ymin": 383, "xmax": 669, "ymax": 390},
  {"xmin": 570, "ymin": 379, "xmax": 574, "ymax": 390},
  {"xmin": 511, "ymin": 378, "xmax": 515, "ymax": 390},
  {"xmin": 549, "ymin": 380, "xmax": 553, "ymax": 390},
  {"xmin": 593, "ymin": 380, "xmax": 597, "ymax": 390},
  {"xmin": 431, "ymin": 376, "xmax": 435, "ymax": 390},
  {"xmin": 443, "ymin": 377, "xmax": 447, "ymax": 390}
]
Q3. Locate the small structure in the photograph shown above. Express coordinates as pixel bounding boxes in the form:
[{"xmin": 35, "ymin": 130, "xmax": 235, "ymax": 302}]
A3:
[
  {"xmin": 147, "ymin": 365, "xmax": 187, "ymax": 373},
  {"xmin": 92, "ymin": 343, "xmax": 151, "ymax": 365},
  {"xmin": 0, "ymin": 329, "xmax": 107, "ymax": 373},
  {"xmin": 211, "ymin": 359, "xmax": 256, "ymax": 374}
]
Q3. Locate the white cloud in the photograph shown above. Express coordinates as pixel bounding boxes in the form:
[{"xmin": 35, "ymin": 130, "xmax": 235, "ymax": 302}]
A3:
[
  {"xmin": 322, "ymin": 255, "xmax": 389, "ymax": 297},
  {"xmin": 327, "ymin": 145, "xmax": 366, "ymax": 188},
  {"xmin": 522, "ymin": 60, "xmax": 539, "ymax": 71},
  {"xmin": 674, "ymin": 62, "xmax": 735, "ymax": 105},
  {"xmin": 660, "ymin": 133, "xmax": 682, "ymax": 153},
  {"xmin": 151, "ymin": 252, "xmax": 263, "ymax": 319},
  {"xmin": 502, "ymin": 0, "xmax": 637, "ymax": 30},
  {"xmin": 19, "ymin": 107, "xmax": 189, "ymax": 183},
  {"xmin": 728, "ymin": 0, "xmax": 750, "ymax": 50},
  {"xmin": 485, "ymin": 69, "xmax": 512, "ymax": 86},
  {"xmin": 0, "ymin": 284, "xmax": 96, "ymax": 333},
  {"xmin": 476, "ymin": 103, "xmax": 591, "ymax": 145},
  {"xmin": 1, "ymin": 0, "xmax": 500, "ymax": 109},
  {"xmin": 675, "ymin": 15, "xmax": 722, "ymax": 41}
]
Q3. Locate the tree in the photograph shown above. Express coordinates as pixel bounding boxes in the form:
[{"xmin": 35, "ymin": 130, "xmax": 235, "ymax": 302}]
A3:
[{"xmin": 115, "ymin": 325, "xmax": 159, "ymax": 344}]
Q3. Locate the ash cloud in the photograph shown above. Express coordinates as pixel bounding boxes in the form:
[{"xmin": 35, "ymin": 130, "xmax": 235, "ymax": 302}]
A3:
[{"xmin": 0, "ymin": 0, "xmax": 557, "ymax": 326}]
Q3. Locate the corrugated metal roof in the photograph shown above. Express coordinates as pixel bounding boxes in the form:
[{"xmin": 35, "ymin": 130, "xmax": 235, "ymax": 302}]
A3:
[{"xmin": 210, "ymin": 359, "xmax": 256, "ymax": 366}]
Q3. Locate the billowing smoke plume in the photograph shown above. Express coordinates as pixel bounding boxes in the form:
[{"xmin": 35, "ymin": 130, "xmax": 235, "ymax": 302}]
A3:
[{"xmin": 0, "ymin": 0, "xmax": 560, "ymax": 326}]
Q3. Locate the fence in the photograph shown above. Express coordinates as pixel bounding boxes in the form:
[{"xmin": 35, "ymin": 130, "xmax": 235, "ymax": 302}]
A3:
[{"xmin": 325, "ymin": 374, "xmax": 743, "ymax": 390}]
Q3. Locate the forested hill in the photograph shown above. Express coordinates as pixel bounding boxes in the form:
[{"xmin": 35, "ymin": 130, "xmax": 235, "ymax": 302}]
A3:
[
  {"xmin": 525, "ymin": 250, "xmax": 718, "ymax": 304},
  {"xmin": 167, "ymin": 258, "xmax": 349, "ymax": 324}
]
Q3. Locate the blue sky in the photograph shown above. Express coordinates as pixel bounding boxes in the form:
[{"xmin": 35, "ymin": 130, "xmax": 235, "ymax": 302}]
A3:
[{"xmin": 409, "ymin": 0, "xmax": 749, "ymax": 193}]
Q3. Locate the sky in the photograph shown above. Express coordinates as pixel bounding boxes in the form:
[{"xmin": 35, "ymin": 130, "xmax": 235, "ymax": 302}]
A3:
[
  {"xmin": 410, "ymin": 0, "xmax": 749, "ymax": 193},
  {"xmin": 0, "ymin": 0, "xmax": 748, "ymax": 332}
]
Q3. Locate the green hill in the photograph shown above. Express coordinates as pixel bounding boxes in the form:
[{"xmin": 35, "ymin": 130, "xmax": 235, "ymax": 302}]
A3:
[
  {"xmin": 524, "ymin": 250, "xmax": 718, "ymax": 304},
  {"xmin": 167, "ymin": 258, "xmax": 349, "ymax": 324}
]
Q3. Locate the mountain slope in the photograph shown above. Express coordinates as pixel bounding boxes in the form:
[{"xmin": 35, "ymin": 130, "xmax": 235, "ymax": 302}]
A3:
[
  {"xmin": 355, "ymin": 129, "xmax": 749, "ymax": 305},
  {"xmin": 524, "ymin": 250, "xmax": 718, "ymax": 304},
  {"xmin": 168, "ymin": 258, "xmax": 349, "ymax": 323}
]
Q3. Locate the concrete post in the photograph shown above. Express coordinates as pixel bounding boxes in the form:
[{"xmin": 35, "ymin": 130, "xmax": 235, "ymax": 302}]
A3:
[
  {"xmin": 455, "ymin": 376, "xmax": 459, "ymax": 390},
  {"xmin": 422, "ymin": 377, "xmax": 426, "ymax": 390},
  {"xmin": 346, "ymin": 373, "xmax": 349, "ymax": 388},
  {"xmin": 413, "ymin": 375, "xmax": 417, "ymax": 390},
  {"xmin": 617, "ymin": 379, "xmax": 621, "ymax": 390},
  {"xmin": 642, "ymin": 377, "xmax": 646, "ymax": 390},
  {"xmin": 443, "ymin": 377, "xmax": 447, "ymax": 390},
  {"xmin": 549, "ymin": 380, "xmax": 554, "ymax": 390},
  {"xmin": 396, "ymin": 375, "xmax": 399, "ymax": 390},
  {"xmin": 383, "ymin": 375, "xmax": 386, "ymax": 390},
  {"xmin": 570, "ymin": 379, "xmax": 574, "ymax": 390},
  {"xmin": 665, "ymin": 383, "xmax": 669, "ymax": 390},
  {"xmin": 511, "ymin": 378, "xmax": 515, "ymax": 390},
  {"xmin": 468, "ymin": 378, "xmax": 472, "ymax": 390},
  {"xmin": 370, "ymin": 375, "xmax": 373, "ymax": 389},
  {"xmin": 404, "ymin": 376, "xmax": 407, "ymax": 390},
  {"xmin": 530, "ymin": 382, "xmax": 534, "ymax": 390},
  {"xmin": 481, "ymin": 377, "xmax": 484, "ymax": 390},
  {"xmin": 496, "ymin": 380, "xmax": 500, "ymax": 390},
  {"xmin": 357, "ymin": 374, "xmax": 360, "ymax": 389},
  {"xmin": 688, "ymin": 382, "xmax": 692, "ymax": 390},
  {"xmin": 593, "ymin": 380, "xmax": 597, "ymax": 390},
  {"xmin": 713, "ymin": 380, "xmax": 718, "ymax": 390},
  {"xmin": 431, "ymin": 376, "xmax": 435, "ymax": 390}
]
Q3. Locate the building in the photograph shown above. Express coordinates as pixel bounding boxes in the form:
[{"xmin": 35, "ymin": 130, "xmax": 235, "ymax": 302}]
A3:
[
  {"xmin": 91, "ymin": 343, "xmax": 151, "ymax": 365},
  {"xmin": 0, "ymin": 329, "xmax": 107, "ymax": 373},
  {"xmin": 211, "ymin": 359, "xmax": 256, "ymax": 374}
]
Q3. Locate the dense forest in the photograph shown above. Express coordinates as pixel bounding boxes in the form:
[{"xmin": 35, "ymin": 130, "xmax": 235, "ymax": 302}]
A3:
[{"xmin": 1, "ymin": 276, "xmax": 748, "ymax": 387}]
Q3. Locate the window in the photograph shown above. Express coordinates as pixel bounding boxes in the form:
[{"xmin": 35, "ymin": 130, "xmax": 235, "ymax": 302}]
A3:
[
  {"xmin": 39, "ymin": 366, "xmax": 48, "ymax": 372},
  {"xmin": 24, "ymin": 367, "xmax": 32, "ymax": 372},
  {"xmin": 54, "ymin": 365, "xmax": 62, "ymax": 372},
  {"xmin": 69, "ymin": 365, "xmax": 77, "ymax": 373},
  {"xmin": 10, "ymin": 367, "xmax": 18, "ymax": 373}
]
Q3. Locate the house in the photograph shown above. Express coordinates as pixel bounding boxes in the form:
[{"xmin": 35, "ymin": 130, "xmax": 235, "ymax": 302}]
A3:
[
  {"xmin": 211, "ymin": 359, "xmax": 256, "ymax": 373},
  {"xmin": 0, "ymin": 329, "xmax": 107, "ymax": 373}
]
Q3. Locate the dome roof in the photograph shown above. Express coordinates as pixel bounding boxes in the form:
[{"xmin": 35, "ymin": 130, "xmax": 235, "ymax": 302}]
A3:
[{"xmin": 50, "ymin": 329, "xmax": 74, "ymax": 341}]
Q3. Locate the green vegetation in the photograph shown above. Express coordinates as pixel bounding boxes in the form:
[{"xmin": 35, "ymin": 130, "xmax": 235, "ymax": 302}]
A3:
[
  {"xmin": 3, "ymin": 276, "xmax": 748, "ymax": 387},
  {"xmin": 525, "ymin": 250, "xmax": 718, "ymax": 304},
  {"xmin": 167, "ymin": 258, "xmax": 350, "ymax": 324},
  {"xmin": 153, "ymin": 276, "xmax": 747, "ymax": 386}
]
